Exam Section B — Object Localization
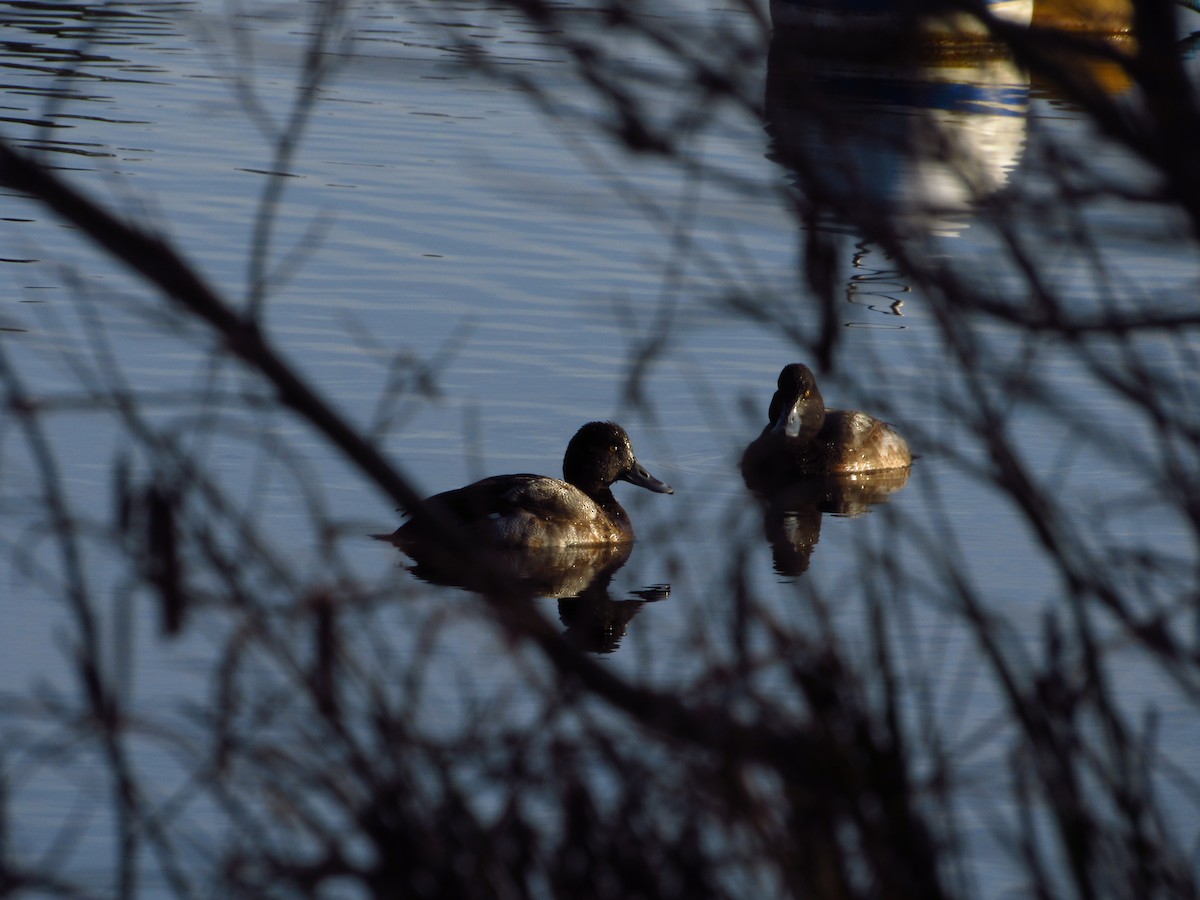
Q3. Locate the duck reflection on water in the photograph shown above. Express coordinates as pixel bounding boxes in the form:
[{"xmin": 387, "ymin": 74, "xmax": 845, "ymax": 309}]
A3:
[
  {"xmin": 389, "ymin": 537, "xmax": 669, "ymax": 654},
  {"xmin": 556, "ymin": 565, "xmax": 671, "ymax": 656},
  {"xmin": 394, "ymin": 538, "xmax": 629, "ymax": 595},
  {"xmin": 749, "ymin": 469, "xmax": 912, "ymax": 576}
]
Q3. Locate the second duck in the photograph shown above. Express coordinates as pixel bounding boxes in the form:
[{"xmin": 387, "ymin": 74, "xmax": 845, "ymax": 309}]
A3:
[{"xmin": 741, "ymin": 363, "xmax": 912, "ymax": 480}]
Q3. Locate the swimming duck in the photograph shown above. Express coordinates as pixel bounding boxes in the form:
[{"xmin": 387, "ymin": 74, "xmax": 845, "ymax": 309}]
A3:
[
  {"xmin": 741, "ymin": 363, "xmax": 912, "ymax": 480},
  {"xmin": 393, "ymin": 421, "xmax": 673, "ymax": 549}
]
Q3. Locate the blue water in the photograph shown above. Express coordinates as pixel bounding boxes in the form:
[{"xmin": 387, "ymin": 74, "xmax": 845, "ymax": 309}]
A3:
[{"xmin": 2, "ymin": 1, "xmax": 1199, "ymax": 894}]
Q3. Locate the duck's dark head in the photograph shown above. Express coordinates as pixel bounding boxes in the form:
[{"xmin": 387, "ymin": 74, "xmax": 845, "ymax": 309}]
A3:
[
  {"xmin": 768, "ymin": 364, "xmax": 826, "ymax": 442},
  {"xmin": 563, "ymin": 421, "xmax": 674, "ymax": 496}
]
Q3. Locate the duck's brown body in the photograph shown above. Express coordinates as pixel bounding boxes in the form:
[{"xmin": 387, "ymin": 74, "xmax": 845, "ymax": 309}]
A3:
[
  {"xmin": 742, "ymin": 364, "xmax": 912, "ymax": 481},
  {"xmin": 395, "ymin": 422, "xmax": 672, "ymax": 549}
]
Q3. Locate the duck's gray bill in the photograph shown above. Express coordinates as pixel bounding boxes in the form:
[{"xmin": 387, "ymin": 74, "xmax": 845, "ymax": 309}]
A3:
[{"xmin": 624, "ymin": 463, "xmax": 674, "ymax": 495}]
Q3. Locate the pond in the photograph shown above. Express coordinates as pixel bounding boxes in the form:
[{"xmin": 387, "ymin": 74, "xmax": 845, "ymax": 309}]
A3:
[{"xmin": 1, "ymin": 1, "xmax": 1199, "ymax": 896}]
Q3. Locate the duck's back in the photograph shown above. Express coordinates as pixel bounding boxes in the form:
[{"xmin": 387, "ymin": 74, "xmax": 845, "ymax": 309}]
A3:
[
  {"xmin": 397, "ymin": 474, "xmax": 632, "ymax": 549},
  {"xmin": 807, "ymin": 409, "xmax": 911, "ymax": 474}
]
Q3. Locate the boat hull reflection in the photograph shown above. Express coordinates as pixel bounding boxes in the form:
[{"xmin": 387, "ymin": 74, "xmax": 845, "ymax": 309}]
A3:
[
  {"xmin": 765, "ymin": 41, "xmax": 1031, "ymax": 240},
  {"xmin": 770, "ymin": 0, "xmax": 1034, "ymax": 51}
]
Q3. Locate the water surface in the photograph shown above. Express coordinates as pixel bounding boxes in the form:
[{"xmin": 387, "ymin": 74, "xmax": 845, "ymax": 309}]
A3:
[{"xmin": 2, "ymin": 1, "xmax": 1199, "ymax": 894}]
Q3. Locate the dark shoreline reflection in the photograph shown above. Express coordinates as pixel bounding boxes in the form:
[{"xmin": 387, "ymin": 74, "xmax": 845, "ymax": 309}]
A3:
[
  {"xmin": 745, "ymin": 468, "xmax": 911, "ymax": 576},
  {"xmin": 385, "ymin": 538, "xmax": 670, "ymax": 654}
]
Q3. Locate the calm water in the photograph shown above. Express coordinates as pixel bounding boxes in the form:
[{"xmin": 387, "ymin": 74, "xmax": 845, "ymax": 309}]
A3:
[{"xmin": 2, "ymin": 1, "xmax": 1199, "ymax": 894}]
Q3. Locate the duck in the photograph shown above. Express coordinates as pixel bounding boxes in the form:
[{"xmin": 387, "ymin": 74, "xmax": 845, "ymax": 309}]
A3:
[
  {"xmin": 393, "ymin": 421, "xmax": 673, "ymax": 550},
  {"xmin": 741, "ymin": 363, "xmax": 912, "ymax": 481}
]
